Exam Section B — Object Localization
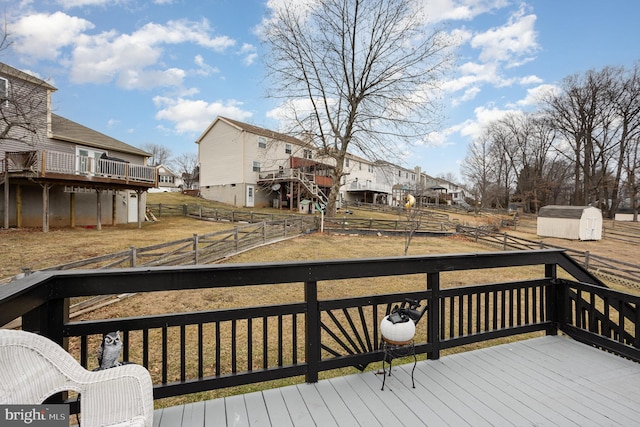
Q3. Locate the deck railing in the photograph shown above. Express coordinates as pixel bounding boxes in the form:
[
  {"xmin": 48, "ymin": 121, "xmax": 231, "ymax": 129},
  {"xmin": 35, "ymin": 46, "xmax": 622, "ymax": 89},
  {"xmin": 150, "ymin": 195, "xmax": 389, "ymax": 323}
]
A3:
[
  {"xmin": 1, "ymin": 249, "xmax": 639, "ymax": 414},
  {"xmin": 2, "ymin": 150, "xmax": 156, "ymax": 184}
]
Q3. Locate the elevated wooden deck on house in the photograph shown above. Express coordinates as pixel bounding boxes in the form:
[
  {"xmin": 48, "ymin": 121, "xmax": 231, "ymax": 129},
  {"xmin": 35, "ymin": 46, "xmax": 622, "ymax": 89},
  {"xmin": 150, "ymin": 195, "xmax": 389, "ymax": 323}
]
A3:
[{"xmin": 153, "ymin": 335, "xmax": 640, "ymax": 426}]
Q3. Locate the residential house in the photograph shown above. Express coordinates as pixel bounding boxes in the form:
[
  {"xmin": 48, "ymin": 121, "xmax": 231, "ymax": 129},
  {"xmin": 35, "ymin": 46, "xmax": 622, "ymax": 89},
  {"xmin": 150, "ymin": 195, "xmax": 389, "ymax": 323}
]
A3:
[
  {"xmin": 342, "ymin": 153, "xmax": 391, "ymax": 205},
  {"xmin": 0, "ymin": 62, "xmax": 156, "ymax": 230},
  {"xmin": 196, "ymin": 116, "xmax": 468, "ymax": 211},
  {"xmin": 151, "ymin": 164, "xmax": 182, "ymax": 193},
  {"xmin": 196, "ymin": 116, "xmax": 336, "ymax": 210}
]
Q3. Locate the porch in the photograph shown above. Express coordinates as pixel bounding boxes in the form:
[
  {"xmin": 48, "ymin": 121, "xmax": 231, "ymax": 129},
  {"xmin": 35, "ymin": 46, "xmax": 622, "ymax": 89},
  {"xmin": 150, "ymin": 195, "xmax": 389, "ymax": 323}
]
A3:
[
  {"xmin": 154, "ymin": 335, "xmax": 640, "ymax": 426},
  {"xmin": 2, "ymin": 249, "xmax": 640, "ymax": 425},
  {"xmin": 1, "ymin": 149, "xmax": 157, "ymax": 230}
]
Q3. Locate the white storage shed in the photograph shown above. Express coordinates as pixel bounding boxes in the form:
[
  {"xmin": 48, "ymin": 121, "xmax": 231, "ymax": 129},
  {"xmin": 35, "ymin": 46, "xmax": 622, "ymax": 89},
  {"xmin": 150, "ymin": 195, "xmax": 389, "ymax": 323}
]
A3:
[{"xmin": 537, "ymin": 205, "xmax": 603, "ymax": 240}]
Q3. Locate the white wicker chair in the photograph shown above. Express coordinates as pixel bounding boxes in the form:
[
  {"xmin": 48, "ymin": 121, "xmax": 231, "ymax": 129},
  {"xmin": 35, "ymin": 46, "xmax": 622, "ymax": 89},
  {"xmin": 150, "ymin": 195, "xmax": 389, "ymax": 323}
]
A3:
[{"xmin": 0, "ymin": 329, "xmax": 154, "ymax": 427}]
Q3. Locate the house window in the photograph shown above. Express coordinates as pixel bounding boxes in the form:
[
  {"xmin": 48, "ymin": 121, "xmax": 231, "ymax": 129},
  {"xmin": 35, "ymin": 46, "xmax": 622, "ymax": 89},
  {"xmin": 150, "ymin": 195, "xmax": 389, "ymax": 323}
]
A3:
[
  {"xmin": 159, "ymin": 175, "xmax": 174, "ymax": 184},
  {"xmin": 303, "ymin": 149, "xmax": 312, "ymax": 159},
  {"xmin": 368, "ymin": 164, "xmax": 373, "ymax": 173},
  {"xmin": 0, "ymin": 77, "xmax": 8, "ymax": 107},
  {"xmin": 285, "ymin": 144, "xmax": 292, "ymax": 154},
  {"xmin": 359, "ymin": 162, "xmax": 362, "ymax": 170},
  {"xmin": 253, "ymin": 161, "xmax": 261, "ymax": 172},
  {"xmin": 258, "ymin": 137, "xmax": 267, "ymax": 149},
  {"xmin": 345, "ymin": 158, "xmax": 350, "ymax": 167}
]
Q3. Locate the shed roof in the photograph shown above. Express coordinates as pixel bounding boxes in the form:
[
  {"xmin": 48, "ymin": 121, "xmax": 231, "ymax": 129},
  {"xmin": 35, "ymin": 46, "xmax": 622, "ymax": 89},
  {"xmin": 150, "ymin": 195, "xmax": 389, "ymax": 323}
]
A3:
[
  {"xmin": 51, "ymin": 114, "xmax": 151, "ymax": 157},
  {"xmin": 538, "ymin": 205, "xmax": 598, "ymax": 219}
]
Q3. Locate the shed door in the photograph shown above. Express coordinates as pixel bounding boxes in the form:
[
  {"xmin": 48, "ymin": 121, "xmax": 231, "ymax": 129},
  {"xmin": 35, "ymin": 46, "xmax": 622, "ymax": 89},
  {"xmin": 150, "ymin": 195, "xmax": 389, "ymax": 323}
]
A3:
[{"xmin": 586, "ymin": 217, "xmax": 597, "ymax": 240}]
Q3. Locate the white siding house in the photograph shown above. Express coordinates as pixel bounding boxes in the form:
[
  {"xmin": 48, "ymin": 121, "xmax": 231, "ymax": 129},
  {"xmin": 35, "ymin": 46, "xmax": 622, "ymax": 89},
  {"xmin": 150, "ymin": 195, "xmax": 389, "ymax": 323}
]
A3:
[{"xmin": 537, "ymin": 206, "xmax": 603, "ymax": 240}]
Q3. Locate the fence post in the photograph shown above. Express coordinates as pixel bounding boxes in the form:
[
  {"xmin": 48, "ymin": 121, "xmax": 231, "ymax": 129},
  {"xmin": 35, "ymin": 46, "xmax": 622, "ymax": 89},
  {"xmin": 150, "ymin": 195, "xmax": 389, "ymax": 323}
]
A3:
[
  {"xmin": 193, "ymin": 234, "xmax": 199, "ymax": 265},
  {"xmin": 130, "ymin": 246, "xmax": 137, "ymax": 267},
  {"xmin": 234, "ymin": 227, "xmax": 239, "ymax": 252},
  {"xmin": 475, "ymin": 227, "xmax": 478, "ymax": 243},
  {"xmin": 539, "ymin": 240, "xmax": 545, "ymax": 249},
  {"xmin": 284, "ymin": 219, "xmax": 288, "ymax": 237},
  {"xmin": 304, "ymin": 280, "xmax": 320, "ymax": 383},
  {"xmin": 199, "ymin": 206, "xmax": 202, "ymax": 219},
  {"xmin": 584, "ymin": 251, "xmax": 590, "ymax": 270},
  {"xmin": 183, "ymin": 204, "xmax": 188, "ymax": 216},
  {"xmin": 263, "ymin": 221, "xmax": 267, "ymax": 244},
  {"xmin": 427, "ymin": 272, "xmax": 440, "ymax": 360},
  {"xmin": 503, "ymin": 233, "xmax": 507, "ymax": 250}
]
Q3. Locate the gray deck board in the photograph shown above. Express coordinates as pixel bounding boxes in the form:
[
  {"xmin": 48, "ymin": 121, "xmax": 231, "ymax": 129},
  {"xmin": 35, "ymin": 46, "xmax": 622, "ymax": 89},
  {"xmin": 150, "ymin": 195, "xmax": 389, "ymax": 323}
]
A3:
[{"xmin": 153, "ymin": 335, "xmax": 640, "ymax": 426}]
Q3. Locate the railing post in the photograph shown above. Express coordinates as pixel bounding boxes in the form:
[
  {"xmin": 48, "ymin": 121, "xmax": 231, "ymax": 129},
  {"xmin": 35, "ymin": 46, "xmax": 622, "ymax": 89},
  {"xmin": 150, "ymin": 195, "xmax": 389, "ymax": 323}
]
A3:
[
  {"xmin": 427, "ymin": 272, "xmax": 440, "ymax": 360},
  {"xmin": 130, "ymin": 246, "xmax": 137, "ymax": 267},
  {"xmin": 193, "ymin": 234, "xmax": 199, "ymax": 265},
  {"xmin": 305, "ymin": 280, "xmax": 320, "ymax": 383},
  {"xmin": 545, "ymin": 263, "xmax": 559, "ymax": 335}
]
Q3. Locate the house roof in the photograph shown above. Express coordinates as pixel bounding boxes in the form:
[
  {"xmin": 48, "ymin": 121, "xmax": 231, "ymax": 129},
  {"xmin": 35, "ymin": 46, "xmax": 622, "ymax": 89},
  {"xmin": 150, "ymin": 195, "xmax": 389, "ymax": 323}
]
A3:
[
  {"xmin": 51, "ymin": 114, "xmax": 151, "ymax": 157},
  {"xmin": 197, "ymin": 116, "xmax": 306, "ymax": 147},
  {"xmin": 538, "ymin": 205, "xmax": 600, "ymax": 219},
  {"xmin": 0, "ymin": 62, "xmax": 57, "ymax": 91}
]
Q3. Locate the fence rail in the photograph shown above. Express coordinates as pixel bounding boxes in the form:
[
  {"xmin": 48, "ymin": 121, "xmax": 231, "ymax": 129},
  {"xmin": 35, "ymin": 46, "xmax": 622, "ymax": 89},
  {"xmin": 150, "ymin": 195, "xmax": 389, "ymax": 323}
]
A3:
[
  {"xmin": 3, "ymin": 249, "xmax": 640, "ymax": 415},
  {"xmin": 456, "ymin": 225, "xmax": 640, "ymax": 288}
]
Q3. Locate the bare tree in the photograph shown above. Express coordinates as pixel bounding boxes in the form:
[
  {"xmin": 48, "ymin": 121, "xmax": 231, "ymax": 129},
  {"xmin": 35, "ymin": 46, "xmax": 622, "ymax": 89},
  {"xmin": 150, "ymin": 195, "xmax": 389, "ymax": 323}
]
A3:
[
  {"xmin": 141, "ymin": 143, "xmax": 171, "ymax": 167},
  {"xmin": 262, "ymin": 0, "xmax": 453, "ymax": 216},
  {"xmin": 461, "ymin": 131, "xmax": 496, "ymax": 210},
  {"xmin": 172, "ymin": 152, "xmax": 199, "ymax": 190}
]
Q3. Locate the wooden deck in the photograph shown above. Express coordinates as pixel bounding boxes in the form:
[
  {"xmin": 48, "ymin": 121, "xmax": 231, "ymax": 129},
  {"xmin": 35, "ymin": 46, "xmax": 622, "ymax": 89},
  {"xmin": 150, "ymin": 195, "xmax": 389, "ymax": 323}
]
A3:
[{"xmin": 153, "ymin": 335, "xmax": 640, "ymax": 426}]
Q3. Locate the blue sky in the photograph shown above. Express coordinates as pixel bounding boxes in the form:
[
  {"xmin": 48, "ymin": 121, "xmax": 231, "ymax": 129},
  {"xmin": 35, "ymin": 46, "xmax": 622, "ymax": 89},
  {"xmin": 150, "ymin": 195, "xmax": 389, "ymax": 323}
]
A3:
[{"xmin": 3, "ymin": 0, "xmax": 639, "ymax": 182}]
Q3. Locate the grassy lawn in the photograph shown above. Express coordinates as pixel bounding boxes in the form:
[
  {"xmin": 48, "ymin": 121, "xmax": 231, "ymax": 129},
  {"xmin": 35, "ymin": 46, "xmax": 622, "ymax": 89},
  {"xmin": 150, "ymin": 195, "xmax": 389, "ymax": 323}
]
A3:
[{"xmin": 3, "ymin": 192, "xmax": 638, "ymax": 410}]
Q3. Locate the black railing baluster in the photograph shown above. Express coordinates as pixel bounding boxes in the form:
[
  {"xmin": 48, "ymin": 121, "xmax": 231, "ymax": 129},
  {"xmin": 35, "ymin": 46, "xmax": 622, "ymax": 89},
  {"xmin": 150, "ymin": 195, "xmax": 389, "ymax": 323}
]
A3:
[
  {"xmin": 231, "ymin": 320, "xmax": 237, "ymax": 373},
  {"xmin": 292, "ymin": 314, "xmax": 298, "ymax": 365},
  {"xmin": 278, "ymin": 315, "xmax": 283, "ymax": 366},
  {"xmin": 162, "ymin": 326, "xmax": 168, "ymax": 384},
  {"xmin": 122, "ymin": 330, "xmax": 129, "ymax": 363},
  {"xmin": 180, "ymin": 325, "xmax": 186, "ymax": 382},
  {"xmin": 80, "ymin": 335, "xmax": 88, "ymax": 368},
  {"xmin": 262, "ymin": 317, "xmax": 268, "ymax": 369},
  {"xmin": 142, "ymin": 329, "xmax": 149, "ymax": 368},
  {"xmin": 215, "ymin": 322, "xmax": 220, "ymax": 376},
  {"xmin": 247, "ymin": 318, "xmax": 253, "ymax": 371},
  {"xmin": 198, "ymin": 323, "xmax": 203, "ymax": 378},
  {"xmin": 484, "ymin": 292, "xmax": 490, "ymax": 332},
  {"xmin": 501, "ymin": 290, "xmax": 506, "ymax": 329}
]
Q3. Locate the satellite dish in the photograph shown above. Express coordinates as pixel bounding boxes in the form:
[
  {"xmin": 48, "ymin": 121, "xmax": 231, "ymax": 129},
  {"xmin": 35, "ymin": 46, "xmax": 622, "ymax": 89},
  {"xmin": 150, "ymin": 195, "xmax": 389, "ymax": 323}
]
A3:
[{"xmin": 272, "ymin": 183, "xmax": 281, "ymax": 191}]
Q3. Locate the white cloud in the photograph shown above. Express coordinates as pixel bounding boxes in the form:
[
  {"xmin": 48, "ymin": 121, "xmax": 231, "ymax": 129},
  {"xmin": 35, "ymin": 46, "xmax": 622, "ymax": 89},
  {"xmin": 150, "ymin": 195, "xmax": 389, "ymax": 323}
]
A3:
[
  {"xmin": 514, "ymin": 83, "xmax": 559, "ymax": 107},
  {"xmin": 56, "ymin": 0, "xmax": 114, "ymax": 8},
  {"xmin": 459, "ymin": 105, "xmax": 519, "ymax": 139},
  {"xmin": 69, "ymin": 19, "xmax": 234, "ymax": 87},
  {"xmin": 12, "ymin": 12, "xmax": 94, "ymax": 60},
  {"xmin": 238, "ymin": 43, "xmax": 258, "ymax": 66},
  {"xmin": 470, "ymin": 5, "xmax": 539, "ymax": 66},
  {"xmin": 153, "ymin": 96, "xmax": 252, "ymax": 134},
  {"xmin": 417, "ymin": 0, "xmax": 510, "ymax": 23},
  {"xmin": 194, "ymin": 55, "xmax": 220, "ymax": 76}
]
